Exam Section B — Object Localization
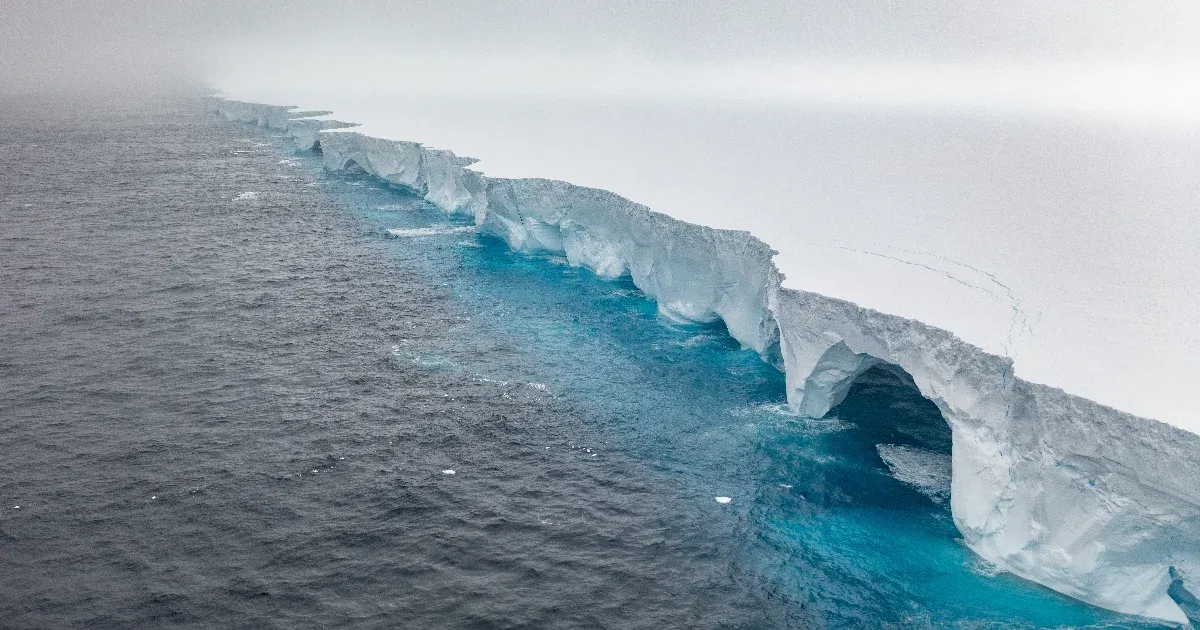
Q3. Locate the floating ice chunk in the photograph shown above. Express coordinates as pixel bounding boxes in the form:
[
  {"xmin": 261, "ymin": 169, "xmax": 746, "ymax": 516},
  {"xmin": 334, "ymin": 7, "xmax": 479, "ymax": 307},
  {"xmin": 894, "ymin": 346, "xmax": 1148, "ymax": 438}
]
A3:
[
  {"xmin": 386, "ymin": 225, "xmax": 475, "ymax": 238},
  {"xmin": 876, "ymin": 444, "xmax": 952, "ymax": 504},
  {"xmin": 442, "ymin": 469, "xmax": 456, "ymax": 475},
  {"xmin": 715, "ymin": 496, "xmax": 732, "ymax": 504}
]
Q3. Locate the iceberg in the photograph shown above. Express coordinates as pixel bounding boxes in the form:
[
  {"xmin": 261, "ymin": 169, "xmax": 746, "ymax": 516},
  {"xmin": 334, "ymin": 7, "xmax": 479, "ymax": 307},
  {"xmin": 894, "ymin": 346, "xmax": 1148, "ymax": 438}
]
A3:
[{"xmin": 206, "ymin": 97, "xmax": 1200, "ymax": 625}]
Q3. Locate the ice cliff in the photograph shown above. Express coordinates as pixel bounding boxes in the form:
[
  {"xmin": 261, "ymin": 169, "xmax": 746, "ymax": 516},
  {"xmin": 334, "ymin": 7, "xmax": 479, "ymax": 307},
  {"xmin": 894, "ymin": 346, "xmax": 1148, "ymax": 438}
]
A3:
[{"xmin": 207, "ymin": 98, "xmax": 1200, "ymax": 625}]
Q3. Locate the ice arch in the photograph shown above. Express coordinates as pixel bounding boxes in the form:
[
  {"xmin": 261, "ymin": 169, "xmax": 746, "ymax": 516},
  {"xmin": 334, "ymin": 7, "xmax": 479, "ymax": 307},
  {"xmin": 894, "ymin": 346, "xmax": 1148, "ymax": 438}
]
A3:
[
  {"xmin": 775, "ymin": 288, "xmax": 1198, "ymax": 623},
  {"xmin": 776, "ymin": 289, "xmax": 1012, "ymax": 541},
  {"xmin": 825, "ymin": 361, "xmax": 955, "ymax": 509},
  {"xmin": 336, "ymin": 157, "xmax": 366, "ymax": 174},
  {"xmin": 797, "ymin": 341, "xmax": 926, "ymax": 420}
]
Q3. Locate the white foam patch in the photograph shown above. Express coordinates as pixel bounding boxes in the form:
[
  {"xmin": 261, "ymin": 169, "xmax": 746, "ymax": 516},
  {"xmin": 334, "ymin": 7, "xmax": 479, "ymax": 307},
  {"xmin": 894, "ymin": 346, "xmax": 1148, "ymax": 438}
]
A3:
[
  {"xmin": 876, "ymin": 444, "xmax": 952, "ymax": 504},
  {"xmin": 442, "ymin": 469, "xmax": 456, "ymax": 475},
  {"xmin": 233, "ymin": 191, "xmax": 260, "ymax": 201},
  {"xmin": 386, "ymin": 225, "xmax": 476, "ymax": 238}
]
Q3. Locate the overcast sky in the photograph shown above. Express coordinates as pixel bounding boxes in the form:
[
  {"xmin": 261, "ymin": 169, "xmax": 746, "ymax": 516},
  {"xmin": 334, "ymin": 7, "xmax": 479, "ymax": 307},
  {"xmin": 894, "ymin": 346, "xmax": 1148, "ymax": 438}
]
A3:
[{"xmin": 3, "ymin": 0, "xmax": 1199, "ymax": 99}]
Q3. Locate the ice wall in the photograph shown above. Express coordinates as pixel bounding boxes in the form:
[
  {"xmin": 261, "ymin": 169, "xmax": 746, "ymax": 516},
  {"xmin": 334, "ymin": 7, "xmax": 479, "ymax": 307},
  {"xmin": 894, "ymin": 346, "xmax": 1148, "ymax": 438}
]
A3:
[
  {"xmin": 207, "ymin": 98, "xmax": 1200, "ymax": 625},
  {"xmin": 211, "ymin": 99, "xmax": 358, "ymax": 149}
]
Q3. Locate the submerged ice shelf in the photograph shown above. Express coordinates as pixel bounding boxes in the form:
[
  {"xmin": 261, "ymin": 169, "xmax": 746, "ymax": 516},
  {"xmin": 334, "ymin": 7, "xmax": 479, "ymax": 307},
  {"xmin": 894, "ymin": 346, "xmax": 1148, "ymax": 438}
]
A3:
[{"xmin": 209, "ymin": 98, "xmax": 1200, "ymax": 625}]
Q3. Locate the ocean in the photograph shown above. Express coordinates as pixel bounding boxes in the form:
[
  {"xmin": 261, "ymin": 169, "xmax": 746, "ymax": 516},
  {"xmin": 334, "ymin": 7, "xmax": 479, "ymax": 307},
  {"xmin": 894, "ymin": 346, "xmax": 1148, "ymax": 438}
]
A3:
[{"xmin": 0, "ymin": 95, "xmax": 1164, "ymax": 628}]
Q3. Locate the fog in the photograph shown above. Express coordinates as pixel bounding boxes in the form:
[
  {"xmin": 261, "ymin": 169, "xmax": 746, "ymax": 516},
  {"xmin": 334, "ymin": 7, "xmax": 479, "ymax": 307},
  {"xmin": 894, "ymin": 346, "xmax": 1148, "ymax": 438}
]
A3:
[{"xmin": 4, "ymin": 0, "xmax": 1200, "ymax": 117}]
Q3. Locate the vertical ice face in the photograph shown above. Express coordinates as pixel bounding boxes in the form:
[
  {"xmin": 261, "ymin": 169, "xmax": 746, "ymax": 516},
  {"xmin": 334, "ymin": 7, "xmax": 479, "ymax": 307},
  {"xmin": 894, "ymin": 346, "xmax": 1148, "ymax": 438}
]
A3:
[
  {"xmin": 773, "ymin": 288, "xmax": 1200, "ymax": 624},
  {"xmin": 314, "ymin": 132, "xmax": 484, "ymax": 217},
  {"xmin": 285, "ymin": 118, "xmax": 358, "ymax": 151},
  {"xmin": 203, "ymin": 97, "xmax": 357, "ymax": 150},
  {"xmin": 209, "ymin": 99, "xmax": 1200, "ymax": 624},
  {"xmin": 479, "ymin": 178, "xmax": 781, "ymax": 353}
]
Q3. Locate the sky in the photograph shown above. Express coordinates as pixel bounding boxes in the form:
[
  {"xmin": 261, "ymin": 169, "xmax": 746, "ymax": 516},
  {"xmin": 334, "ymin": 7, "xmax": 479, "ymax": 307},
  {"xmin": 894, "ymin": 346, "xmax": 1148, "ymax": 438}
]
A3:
[{"xmin": 3, "ymin": 0, "xmax": 1200, "ymax": 119}]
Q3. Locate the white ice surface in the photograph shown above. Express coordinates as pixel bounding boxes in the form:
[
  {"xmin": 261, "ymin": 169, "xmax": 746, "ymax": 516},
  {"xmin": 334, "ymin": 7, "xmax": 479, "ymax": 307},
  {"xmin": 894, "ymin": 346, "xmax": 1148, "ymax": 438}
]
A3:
[{"xmin": 210, "ymin": 89, "xmax": 1199, "ymax": 433}]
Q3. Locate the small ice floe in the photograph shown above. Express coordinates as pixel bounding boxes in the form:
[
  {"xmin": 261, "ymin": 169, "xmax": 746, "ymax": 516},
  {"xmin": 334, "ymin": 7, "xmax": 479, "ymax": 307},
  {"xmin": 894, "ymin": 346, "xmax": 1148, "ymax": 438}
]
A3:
[
  {"xmin": 876, "ymin": 444, "xmax": 952, "ymax": 504},
  {"xmin": 12, "ymin": 505, "xmax": 19, "ymax": 509},
  {"xmin": 386, "ymin": 225, "xmax": 475, "ymax": 238},
  {"xmin": 233, "ymin": 191, "xmax": 260, "ymax": 201},
  {"xmin": 442, "ymin": 469, "xmax": 456, "ymax": 475},
  {"xmin": 151, "ymin": 496, "xmax": 157, "ymax": 500},
  {"xmin": 715, "ymin": 497, "xmax": 732, "ymax": 504}
]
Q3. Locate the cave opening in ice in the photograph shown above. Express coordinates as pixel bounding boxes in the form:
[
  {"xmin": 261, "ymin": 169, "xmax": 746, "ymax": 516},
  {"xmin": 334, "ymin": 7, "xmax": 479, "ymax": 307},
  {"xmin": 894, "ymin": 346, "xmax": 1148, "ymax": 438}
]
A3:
[{"xmin": 826, "ymin": 362, "xmax": 954, "ymax": 508}]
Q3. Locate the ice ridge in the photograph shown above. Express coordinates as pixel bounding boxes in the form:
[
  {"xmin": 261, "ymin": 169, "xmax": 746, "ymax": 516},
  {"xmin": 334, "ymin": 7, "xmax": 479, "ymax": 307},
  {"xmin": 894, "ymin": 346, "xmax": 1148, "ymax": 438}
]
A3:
[{"xmin": 207, "ymin": 97, "xmax": 1200, "ymax": 625}]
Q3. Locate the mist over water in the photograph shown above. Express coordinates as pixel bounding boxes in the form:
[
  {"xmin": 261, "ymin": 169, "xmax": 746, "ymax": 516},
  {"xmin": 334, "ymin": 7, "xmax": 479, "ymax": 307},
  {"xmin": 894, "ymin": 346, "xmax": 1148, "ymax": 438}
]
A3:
[{"xmin": 5, "ymin": 0, "xmax": 1200, "ymax": 121}]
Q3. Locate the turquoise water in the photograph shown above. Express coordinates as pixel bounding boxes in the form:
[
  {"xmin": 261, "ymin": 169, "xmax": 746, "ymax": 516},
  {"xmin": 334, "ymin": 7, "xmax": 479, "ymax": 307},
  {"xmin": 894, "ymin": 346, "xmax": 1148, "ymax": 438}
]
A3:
[{"xmin": 318, "ymin": 158, "xmax": 1167, "ymax": 629}]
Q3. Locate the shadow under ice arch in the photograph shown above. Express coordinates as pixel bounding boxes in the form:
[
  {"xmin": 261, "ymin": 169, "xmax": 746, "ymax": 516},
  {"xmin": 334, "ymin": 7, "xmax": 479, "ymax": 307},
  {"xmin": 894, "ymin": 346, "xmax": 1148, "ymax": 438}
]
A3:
[
  {"xmin": 798, "ymin": 341, "xmax": 927, "ymax": 420},
  {"xmin": 208, "ymin": 97, "xmax": 1200, "ymax": 624}
]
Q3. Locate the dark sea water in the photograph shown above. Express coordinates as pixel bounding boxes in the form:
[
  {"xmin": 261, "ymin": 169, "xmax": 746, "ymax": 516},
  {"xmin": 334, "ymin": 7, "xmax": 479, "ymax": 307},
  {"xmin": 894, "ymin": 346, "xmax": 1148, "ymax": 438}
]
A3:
[{"xmin": 0, "ymin": 96, "xmax": 1166, "ymax": 629}]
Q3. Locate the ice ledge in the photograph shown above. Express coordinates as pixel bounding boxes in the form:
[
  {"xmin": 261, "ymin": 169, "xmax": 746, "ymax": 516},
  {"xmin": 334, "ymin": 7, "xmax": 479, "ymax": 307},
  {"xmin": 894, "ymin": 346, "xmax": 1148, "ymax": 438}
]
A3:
[{"xmin": 206, "ymin": 97, "xmax": 1200, "ymax": 625}]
